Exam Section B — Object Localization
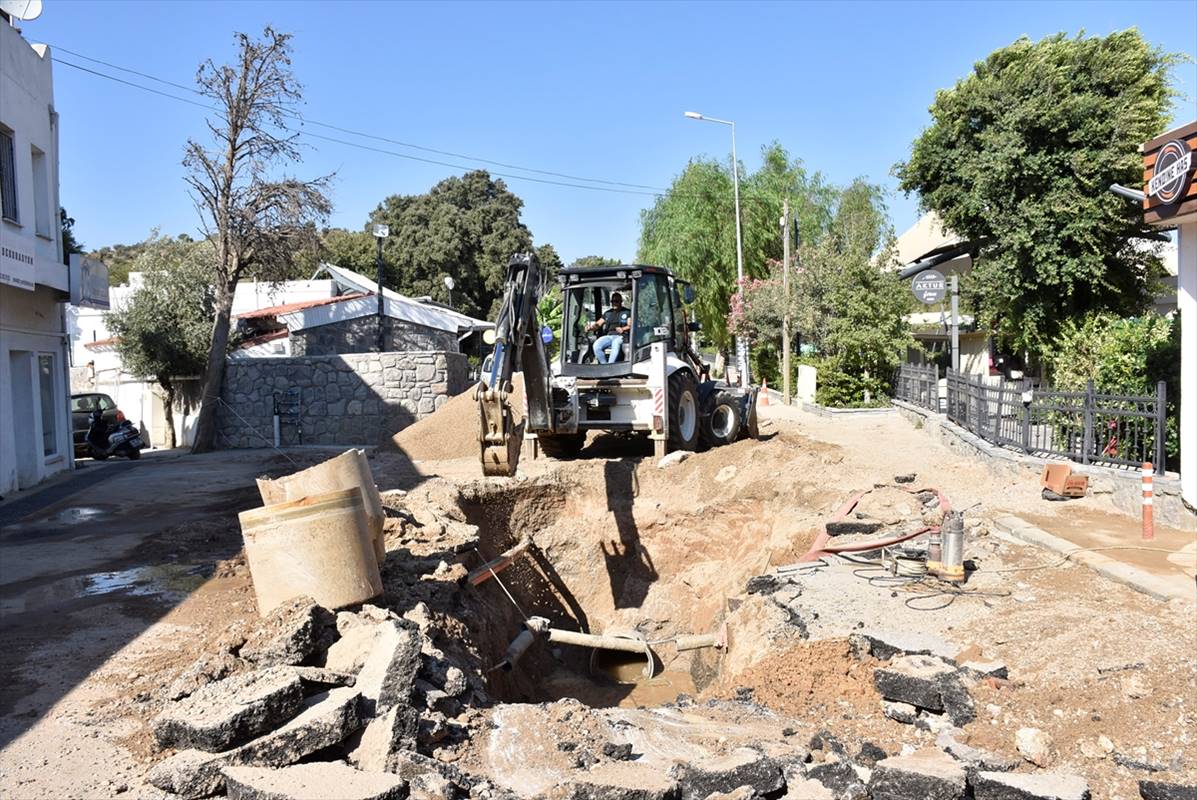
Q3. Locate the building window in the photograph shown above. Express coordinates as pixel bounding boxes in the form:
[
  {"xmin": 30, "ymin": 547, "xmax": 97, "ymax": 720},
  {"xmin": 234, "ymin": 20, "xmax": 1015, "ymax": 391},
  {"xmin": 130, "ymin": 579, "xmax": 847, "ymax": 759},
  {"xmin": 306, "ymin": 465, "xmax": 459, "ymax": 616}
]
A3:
[
  {"xmin": 0, "ymin": 128, "xmax": 18, "ymax": 224},
  {"xmin": 32, "ymin": 146, "xmax": 51, "ymax": 238},
  {"xmin": 38, "ymin": 353, "xmax": 58, "ymax": 457}
]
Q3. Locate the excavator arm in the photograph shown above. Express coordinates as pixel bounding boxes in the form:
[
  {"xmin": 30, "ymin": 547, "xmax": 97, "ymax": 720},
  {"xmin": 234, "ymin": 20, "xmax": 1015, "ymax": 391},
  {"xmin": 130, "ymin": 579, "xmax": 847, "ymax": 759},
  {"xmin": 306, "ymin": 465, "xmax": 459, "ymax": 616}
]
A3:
[{"xmin": 477, "ymin": 253, "xmax": 553, "ymax": 476}]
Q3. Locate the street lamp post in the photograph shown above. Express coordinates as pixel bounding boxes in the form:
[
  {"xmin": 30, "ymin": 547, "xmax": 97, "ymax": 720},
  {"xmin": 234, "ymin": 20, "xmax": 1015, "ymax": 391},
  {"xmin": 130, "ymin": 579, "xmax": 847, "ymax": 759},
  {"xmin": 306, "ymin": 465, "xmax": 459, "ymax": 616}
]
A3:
[
  {"xmin": 373, "ymin": 224, "xmax": 389, "ymax": 352},
  {"xmin": 444, "ymin": 275, "xmax": 455, "ymax": 309},
  {"xmin": 684, "ymin": 111, "xmax": 750, "ymax": 386}
]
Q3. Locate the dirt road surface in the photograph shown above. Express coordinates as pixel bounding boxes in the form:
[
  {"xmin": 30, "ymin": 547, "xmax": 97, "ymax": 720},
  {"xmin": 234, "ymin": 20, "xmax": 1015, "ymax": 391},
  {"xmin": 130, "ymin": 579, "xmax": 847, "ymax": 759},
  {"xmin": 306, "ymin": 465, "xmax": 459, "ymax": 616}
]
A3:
[{"xmin": 0, "ymin": 402, "xmax": 1192, "ymax": 799}]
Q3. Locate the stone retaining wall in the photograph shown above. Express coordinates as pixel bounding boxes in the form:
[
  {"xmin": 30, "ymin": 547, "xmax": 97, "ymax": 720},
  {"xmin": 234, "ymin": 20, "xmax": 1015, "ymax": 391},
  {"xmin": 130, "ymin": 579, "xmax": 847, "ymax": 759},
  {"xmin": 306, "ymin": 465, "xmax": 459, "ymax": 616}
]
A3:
[{"xmin": 215, "ymin": 351, "xmax": 470, "ymax": 449}]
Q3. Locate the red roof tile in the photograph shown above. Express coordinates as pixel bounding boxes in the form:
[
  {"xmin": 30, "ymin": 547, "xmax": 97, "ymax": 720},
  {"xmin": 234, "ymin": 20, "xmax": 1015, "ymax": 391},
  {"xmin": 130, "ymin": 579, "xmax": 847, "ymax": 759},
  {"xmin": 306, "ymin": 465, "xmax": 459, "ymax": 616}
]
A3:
[{"xmin": 235, "ymin": 292, "xmax": 370, "ymax": 320}]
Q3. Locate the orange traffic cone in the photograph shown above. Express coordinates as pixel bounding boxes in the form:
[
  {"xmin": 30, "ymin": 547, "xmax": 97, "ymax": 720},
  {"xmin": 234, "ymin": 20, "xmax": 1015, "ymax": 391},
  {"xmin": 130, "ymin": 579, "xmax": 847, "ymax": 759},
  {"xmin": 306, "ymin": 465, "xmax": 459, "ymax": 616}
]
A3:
[{"xmin": 759, "ymin": 378, "xmax": 770, "ymax": 406}]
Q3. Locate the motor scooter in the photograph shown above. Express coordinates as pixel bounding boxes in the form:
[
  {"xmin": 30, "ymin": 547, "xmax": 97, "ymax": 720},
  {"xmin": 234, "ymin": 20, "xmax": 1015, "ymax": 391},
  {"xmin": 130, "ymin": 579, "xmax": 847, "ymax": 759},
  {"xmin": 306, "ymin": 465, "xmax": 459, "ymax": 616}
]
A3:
[{"xmin": 86, "ymin": 407, "xmax": 144, "ymax": 460}]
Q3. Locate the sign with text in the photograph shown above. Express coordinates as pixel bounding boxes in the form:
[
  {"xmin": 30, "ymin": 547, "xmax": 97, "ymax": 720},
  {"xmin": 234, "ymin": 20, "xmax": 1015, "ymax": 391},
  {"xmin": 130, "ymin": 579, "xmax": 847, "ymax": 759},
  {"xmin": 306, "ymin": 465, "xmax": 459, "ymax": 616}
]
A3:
[
  {"xmin": 0, "ymin": 237, "xmax": 35, "ymax": 291},
  {"xmin": 1147, "ymin": 139, "xmax": 1193, "ymax": 205},
  {"xmin": 911, "ymin": 269, "xmax": 947, "ymax": 305}
]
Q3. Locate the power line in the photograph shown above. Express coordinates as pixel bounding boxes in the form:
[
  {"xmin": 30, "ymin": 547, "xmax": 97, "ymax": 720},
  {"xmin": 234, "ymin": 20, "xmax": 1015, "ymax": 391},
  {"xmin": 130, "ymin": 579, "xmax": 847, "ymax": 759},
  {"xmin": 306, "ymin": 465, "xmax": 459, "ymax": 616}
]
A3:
[
  {"xmin": 52, "ymin": 56, "xmax": 672, "ymax": 198},
  {"xmin": 48, "ymin": 43, "xmax": 673, "ymax": 193}
]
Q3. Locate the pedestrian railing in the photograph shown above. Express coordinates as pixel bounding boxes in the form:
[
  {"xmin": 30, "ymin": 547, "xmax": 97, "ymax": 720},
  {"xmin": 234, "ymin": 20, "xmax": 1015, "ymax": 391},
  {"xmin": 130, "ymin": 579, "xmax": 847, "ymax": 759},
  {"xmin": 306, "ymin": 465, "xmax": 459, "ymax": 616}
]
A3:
[
  {"xmin": 942, "ymin": 369, "xmax": 1166, "ymax": 471},
  {"xmin": 895, "ymin": 363, "xmax": 940, "ymax": 413}
]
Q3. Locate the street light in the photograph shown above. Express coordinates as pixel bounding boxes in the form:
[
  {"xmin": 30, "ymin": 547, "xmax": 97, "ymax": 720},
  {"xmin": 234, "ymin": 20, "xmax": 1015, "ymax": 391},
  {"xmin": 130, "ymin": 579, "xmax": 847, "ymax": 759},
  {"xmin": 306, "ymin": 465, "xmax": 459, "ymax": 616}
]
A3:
[
  {"xmin": 443, "ymin": 275, "xmax": 455, "ymax": 309},
  {"xmin": 683, "ymin": 110, "xmax": 749, "ymax": 386},
  {"xmin": 373, "ymin": 224, "xmax": 389, "ymax": 352}
]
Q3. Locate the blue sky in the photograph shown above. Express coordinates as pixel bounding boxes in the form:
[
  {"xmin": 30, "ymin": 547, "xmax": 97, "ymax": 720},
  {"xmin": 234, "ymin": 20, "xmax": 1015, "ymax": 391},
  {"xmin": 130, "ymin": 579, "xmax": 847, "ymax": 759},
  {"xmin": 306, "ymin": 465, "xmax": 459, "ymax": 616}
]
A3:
[{"xmin": 25, "ymin": 0, "xmax": 1197, "ymax": 266}]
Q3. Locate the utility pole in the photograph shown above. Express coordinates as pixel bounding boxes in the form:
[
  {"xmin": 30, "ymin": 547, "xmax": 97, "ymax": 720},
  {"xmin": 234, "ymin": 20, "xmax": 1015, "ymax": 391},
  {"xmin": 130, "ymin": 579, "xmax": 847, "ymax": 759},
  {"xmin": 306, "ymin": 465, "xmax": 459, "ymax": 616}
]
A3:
[
  {"xmin": 950, "ymin": 274, "xmax": 960, "ymax": 372},
  {"xmin": 781, "ymin": 197, "xmax": 791, "ymax": 405},
  {"xmin": 373, "ymin": 224, "xmax": 389, "ymax": 353}
]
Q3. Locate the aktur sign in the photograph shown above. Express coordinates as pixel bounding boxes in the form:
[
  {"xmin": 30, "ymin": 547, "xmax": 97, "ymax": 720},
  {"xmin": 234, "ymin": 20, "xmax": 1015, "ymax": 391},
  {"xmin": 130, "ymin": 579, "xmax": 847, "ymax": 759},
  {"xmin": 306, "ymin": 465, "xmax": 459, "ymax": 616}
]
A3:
[{"xmin": 911, "ymin": 269, "xmax": 947, "ymax": 305}]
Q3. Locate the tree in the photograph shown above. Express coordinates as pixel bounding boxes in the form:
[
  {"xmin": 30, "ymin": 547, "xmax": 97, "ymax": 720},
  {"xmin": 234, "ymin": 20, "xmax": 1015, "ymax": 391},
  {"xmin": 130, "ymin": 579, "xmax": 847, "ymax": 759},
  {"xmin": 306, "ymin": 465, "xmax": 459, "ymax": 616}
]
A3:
[
  {"xmin": 362, "ymin": 171, "xmax": 534, "ymax": 319},
  {"xmin": 60, "ymin": 207, "xmax": 83, "ymax": 266},
  {"xmin": 106, "ymin": 235, "xmax": 216, "ymax": 448},
  {"xmin": 895, "ymin": 30, "xmax": 1180, "ymax": 359},
  {"xmin": 732, "ymin": 181, "xmax": 913, "ymax": 405},
  {"xmin": 187, "ymin": 27, "xmax": 332, "ymax": 453},
  {"xmin": 638, "ymin": 143, "xmax": 836, "ymax": 348},
  {"xmin": 571, "ymin": 255, "xmax": 622, "ymax": 267}
]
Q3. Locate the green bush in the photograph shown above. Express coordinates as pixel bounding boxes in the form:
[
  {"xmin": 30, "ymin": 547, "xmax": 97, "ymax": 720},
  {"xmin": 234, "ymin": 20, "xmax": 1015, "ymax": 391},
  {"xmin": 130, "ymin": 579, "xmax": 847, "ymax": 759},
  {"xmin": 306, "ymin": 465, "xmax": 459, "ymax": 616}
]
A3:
[
  {"xmin": 812, "ymin": 357, "xmax": 892, "ymax": 409},
  {"xmin": 1043, "ymin": 312, "xmax": 1180, "ymax": 464}
]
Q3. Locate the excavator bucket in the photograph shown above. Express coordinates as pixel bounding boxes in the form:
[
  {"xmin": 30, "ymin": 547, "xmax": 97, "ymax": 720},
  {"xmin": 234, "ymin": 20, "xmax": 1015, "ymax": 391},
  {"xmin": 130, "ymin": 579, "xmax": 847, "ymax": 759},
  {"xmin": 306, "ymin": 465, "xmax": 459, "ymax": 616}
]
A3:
[{"xmin": 478, "ymin": 384, "xmax": 519, "ymax": 476}]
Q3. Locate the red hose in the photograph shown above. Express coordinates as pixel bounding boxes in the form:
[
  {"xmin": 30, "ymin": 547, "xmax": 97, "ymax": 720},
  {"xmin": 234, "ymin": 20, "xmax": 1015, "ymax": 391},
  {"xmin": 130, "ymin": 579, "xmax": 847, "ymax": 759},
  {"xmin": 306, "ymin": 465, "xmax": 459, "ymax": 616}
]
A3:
[{"xmin": 798, "ymin": 484, "xmax": 949, "ymax": 562}]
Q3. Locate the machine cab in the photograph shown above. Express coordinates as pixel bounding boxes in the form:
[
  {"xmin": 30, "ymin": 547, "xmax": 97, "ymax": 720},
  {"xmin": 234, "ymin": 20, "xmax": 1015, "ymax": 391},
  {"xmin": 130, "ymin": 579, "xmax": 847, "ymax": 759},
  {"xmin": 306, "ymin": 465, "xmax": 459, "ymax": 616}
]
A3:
[{"xmin": 558, "ymin": 265, "xmax": 689, "ymax": 379}]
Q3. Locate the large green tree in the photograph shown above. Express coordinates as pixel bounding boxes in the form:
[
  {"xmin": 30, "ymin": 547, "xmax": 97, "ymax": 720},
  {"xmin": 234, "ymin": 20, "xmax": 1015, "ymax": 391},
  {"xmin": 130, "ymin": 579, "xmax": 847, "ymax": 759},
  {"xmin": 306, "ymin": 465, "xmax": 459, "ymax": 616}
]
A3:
[
  {"xmin": 895, "ymin": 30, "xmax": 1180, "ymax": 358},
  {"xmin": 106, "ymin": 235, "xmax": 216, "ymax": 448},
  {"xmin": 638, "ymin": 143, "xmax": 836, "ymax": 348},
  {"xmin": 319, "ymin": 171, "xmax": 556, "ymax": 318},
  {"xmin": 366, "ymin": 171, "xmax": 536, "ymax": 319},
  {"xmin": 734, "ymin": 181, "xmax": 913, "ymax": 404}
]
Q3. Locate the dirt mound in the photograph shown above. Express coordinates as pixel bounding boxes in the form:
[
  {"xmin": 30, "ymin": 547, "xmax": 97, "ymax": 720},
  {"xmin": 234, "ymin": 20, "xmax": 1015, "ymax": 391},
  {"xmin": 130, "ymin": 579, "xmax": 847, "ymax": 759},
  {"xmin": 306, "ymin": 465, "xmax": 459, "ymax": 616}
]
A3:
[{"xmin": 390, "ymin": 376, "xmax": 525, "ymax": 461}]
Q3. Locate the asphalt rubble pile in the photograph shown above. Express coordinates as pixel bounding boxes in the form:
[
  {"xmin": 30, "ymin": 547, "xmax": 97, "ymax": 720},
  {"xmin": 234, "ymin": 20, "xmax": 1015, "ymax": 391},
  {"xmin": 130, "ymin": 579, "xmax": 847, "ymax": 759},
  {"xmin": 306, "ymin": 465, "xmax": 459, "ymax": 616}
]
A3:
[{"xmin": 138, "ymin": 479, "xmax": 1196, "ymax": 800}]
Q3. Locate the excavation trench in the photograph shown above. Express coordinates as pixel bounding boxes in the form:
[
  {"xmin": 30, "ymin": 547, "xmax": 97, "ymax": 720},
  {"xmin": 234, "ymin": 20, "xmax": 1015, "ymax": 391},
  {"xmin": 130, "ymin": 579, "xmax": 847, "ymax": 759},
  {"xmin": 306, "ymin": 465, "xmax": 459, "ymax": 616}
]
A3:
[{"xmin": 452, "ymin": 442, "xmax": 836, "ymax": 709}]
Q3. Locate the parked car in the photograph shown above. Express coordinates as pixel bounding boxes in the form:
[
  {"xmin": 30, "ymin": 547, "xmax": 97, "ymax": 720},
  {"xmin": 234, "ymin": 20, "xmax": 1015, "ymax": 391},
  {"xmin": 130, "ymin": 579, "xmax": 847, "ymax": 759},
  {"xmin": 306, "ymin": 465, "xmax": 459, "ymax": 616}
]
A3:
[{"xmin": 70, "ymin": 393, "xmax": 124, "ymax": 457}]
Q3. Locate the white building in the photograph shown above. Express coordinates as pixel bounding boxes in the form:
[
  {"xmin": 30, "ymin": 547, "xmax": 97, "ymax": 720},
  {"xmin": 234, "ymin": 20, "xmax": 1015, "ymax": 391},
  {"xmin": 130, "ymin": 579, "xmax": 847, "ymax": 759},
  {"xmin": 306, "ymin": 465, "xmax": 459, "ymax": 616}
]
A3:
[
  {"xmin": 0, "ymin": 18, "xmax": 73, "ymax": 495},
  {"xmin": 1140, "ymin": 122, "xmax": 1196, "ymax": 509}
]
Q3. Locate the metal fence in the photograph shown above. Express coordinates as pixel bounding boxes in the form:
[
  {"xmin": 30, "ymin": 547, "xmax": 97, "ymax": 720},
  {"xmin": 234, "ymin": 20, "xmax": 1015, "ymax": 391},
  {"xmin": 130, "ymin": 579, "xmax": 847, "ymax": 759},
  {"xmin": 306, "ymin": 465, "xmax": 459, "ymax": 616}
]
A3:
[
  {"xmin": 942, "ymin": 369, "xmax": 1166, "ymax": 471},
  {"xmin": 895, "ymin": 363, "xmax": 940, "ymax": 412}
]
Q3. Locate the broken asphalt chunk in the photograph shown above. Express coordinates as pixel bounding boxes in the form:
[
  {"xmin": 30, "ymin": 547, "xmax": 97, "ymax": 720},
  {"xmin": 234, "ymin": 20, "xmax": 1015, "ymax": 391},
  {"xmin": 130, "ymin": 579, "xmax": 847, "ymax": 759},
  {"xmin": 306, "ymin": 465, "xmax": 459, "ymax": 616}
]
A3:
[
  {"xmin": 868, "ymin": 752, "xmax": 967, "ymax": 800},
  {"xmin": 240, "ymin": 596, "xmax": 336, "ymax": 667},
  {"xmin": 348, "ymin": 705, "xmax": 420, "ymax": 772},
  {"xmin": 152, "ymin": 667, "xmax": 305, "ymax": 752},
  {"xmin": 670, "ymin": 747, "xmax": 784, "ymax": 800},
  {"xmin": 222, "ymin": 763, "xmax": 405, "ymax": 800},
  {"xmin": 805, "ymin": 761, "xmax": 868, "ymax": 799},
  {"xmin": 873, "ymin": 655, "xmax": 974, "ymax": 726},
  {"xmin": 356, "ymin": 619, "xmax": 423, "ymax": 716},
  {"xmin": 972, "ymin": 770, "xmax": 1091, "ymax": 800},
  {"xmin": 1138, "ymin": 781, "xmax": 1197, "ymax": 800},
  {"xmin": 147, "ymin": 687, "xmax": 363, "ymax": 799}
]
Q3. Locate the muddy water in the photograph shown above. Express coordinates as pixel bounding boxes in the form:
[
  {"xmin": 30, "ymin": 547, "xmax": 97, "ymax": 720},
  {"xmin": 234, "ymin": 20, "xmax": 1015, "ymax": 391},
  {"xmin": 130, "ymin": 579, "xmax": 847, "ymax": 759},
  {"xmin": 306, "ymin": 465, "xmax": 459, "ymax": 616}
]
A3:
[{"xmin": 0, "ymin": 563, "xmax": 211, "ymax": 614}]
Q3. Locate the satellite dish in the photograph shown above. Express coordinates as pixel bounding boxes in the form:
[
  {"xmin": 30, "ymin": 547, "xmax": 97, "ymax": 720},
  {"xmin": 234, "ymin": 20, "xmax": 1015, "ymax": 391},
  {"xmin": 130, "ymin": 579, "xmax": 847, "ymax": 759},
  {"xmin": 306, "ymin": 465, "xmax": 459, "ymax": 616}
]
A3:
[{"xmin": 0, "ymin": 0, "xmax": 43, "ymax": 21}]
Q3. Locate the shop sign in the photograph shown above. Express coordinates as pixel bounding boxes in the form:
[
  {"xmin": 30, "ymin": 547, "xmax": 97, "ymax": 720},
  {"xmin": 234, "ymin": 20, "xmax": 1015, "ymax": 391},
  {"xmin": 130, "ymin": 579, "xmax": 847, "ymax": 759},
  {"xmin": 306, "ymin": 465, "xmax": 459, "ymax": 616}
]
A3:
[{"xmin": 1148, "ymin": 139, "xmax": 1193, "ymax": 205}]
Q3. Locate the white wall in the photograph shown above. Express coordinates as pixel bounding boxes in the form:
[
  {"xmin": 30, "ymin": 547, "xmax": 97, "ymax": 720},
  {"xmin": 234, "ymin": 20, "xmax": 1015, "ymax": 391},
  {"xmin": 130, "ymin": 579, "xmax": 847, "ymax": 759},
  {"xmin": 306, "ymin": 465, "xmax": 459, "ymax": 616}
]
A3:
[
  {"xmin": 0, "ymin": 25, "xmax": 70, "ymax": 495},
  {"xmin": 1177, "ymin": 220, "xmax": 1196, "ymax": 506}
]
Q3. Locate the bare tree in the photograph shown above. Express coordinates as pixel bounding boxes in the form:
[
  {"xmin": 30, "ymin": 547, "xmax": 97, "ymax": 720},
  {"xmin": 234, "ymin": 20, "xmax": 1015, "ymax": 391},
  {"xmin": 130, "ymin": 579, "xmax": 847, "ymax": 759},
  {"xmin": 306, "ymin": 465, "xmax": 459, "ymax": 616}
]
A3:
[{"xmin": 187, "ymin": 27, "xmax": 331, "ymax": 453}]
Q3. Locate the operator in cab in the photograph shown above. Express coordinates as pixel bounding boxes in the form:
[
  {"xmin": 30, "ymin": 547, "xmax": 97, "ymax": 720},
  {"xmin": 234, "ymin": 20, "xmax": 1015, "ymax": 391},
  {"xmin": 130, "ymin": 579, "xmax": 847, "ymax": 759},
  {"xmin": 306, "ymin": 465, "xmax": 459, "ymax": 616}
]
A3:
[{"xmin": 587, "ymin": 291, "xmax": 631, "ymax": 364}]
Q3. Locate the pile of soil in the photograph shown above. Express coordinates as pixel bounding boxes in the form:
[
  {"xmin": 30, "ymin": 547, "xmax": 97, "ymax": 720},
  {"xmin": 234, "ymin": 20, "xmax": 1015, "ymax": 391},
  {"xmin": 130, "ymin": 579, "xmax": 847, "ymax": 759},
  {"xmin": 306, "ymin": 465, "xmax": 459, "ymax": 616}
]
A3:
[{"xmin": 390, "ymin": 376, "xmax": 525, "ymax": 461}]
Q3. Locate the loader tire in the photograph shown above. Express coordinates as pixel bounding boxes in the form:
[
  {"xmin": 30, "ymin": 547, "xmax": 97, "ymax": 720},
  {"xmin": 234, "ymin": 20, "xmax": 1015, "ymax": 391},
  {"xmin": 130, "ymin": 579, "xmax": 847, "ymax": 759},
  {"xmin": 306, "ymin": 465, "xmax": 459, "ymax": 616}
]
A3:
[
  {"xmin": 537, "ymin": 433, "xmax": 585, "ymax": 459},
  {"xmin": 699, "ymin": 390, "xmax": 742, "ymax": 449},
  {"xmin": 668, "ymin": 371, "xmax": 700, "ymax": 452}
]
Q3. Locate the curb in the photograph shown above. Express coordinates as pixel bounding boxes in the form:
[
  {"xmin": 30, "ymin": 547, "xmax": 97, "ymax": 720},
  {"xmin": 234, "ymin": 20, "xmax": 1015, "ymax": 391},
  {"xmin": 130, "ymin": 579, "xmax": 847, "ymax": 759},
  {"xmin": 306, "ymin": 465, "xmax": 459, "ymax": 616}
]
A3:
[{"xmin": 990, "ymin": 514, "xmax": 1194, "ymax": 603}]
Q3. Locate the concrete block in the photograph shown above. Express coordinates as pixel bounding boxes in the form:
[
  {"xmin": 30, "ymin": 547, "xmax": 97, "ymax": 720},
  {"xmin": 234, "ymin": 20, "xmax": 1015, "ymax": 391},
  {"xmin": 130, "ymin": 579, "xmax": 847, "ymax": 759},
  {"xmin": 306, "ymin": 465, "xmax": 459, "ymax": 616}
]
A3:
[
  {"xmin": 671, "ymin": 747, "xmax": 783, "ymax": 800},
  {"xmin": 240, "ymin": 597, "xmax": 337, "ymax": 667},
  {"xmin": 972, "ymin": 771, "xmax": 1091, "ymax": 800},
  {"xmin": 356, "ymin": 619, "xmax": 423, "ymax": 716},
  {"xmin": 152, "ymin": 668, "xmax": 305, "ymax": 752},
  {"xmin": 223, "ymin": 763, "xmax": 405, "ymax": 800},
  {"xmin": 147, "ymin": 688, "xmax": 363, "ymax": 799},
  {"xmin": 1139, "ymin": 781, "xmax": 1197, "ymax": 800},
  {"xmin": 868, "ymin": 752, "xmax": 967, "ymax": 800}
]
